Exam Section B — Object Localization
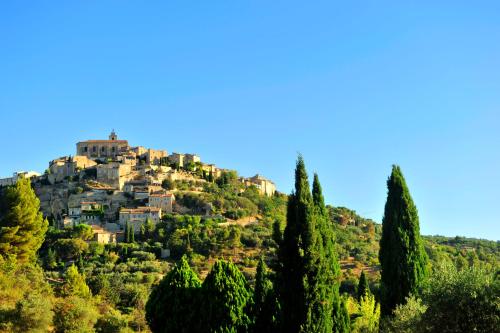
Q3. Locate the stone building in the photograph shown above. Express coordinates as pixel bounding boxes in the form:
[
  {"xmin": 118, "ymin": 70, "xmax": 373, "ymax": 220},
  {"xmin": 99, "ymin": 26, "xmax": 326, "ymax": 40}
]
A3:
[
  {"xmin": 119, "ymin": 206, "xmax": 161, "ymax": 232},
  {"xmin": 167, "ymin": 153, "xmax": 185, "ymax": 167},
  {"xmin": 0, "ymin": 171, "xmax": 41, "ymax": 187},
  {"xmin": 131, "ymin": 146, "xmax": 168, "ymax": 165},
  {"xmin": 49, "ymin": 156, "xmax": 96, "ymax": 182},
  {"xmin": 242, "ymin": 174, "xmax": 276, "ymax": 196},
  {"xmin": 148, "ymin": 193, "xmax": 175, "ymax": 213},
  {"xmin": 184, "ymin": 153, "xmax": 201, "ymax": 165},
  {"xmin": 76, "ymin": 130, "xmax": 129, "ymax": 160},
  {"xmin": 96, "ymin": 163, "xmax": 132, "ymax": 190}
]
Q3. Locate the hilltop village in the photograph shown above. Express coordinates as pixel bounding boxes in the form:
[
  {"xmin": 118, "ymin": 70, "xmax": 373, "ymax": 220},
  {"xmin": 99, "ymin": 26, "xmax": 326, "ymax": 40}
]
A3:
[{"xmin": 0, "ymin": 131, "xmax": 276, "ymax": 244}]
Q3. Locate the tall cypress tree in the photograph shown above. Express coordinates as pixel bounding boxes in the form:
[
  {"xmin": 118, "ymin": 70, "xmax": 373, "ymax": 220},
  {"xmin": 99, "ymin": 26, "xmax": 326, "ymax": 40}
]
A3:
[
  {"xmin": 311, "ymin": 173, "xmax": 344, "ymax": 332},
  {"xmin": 0, "ymin": 177, "xmax": 48, "ymax": 262},
  {"xmin": 279, "ymin": 156, "xmax": 312, "ymax": 332},
  {"xmin": 280, "ymin": 157, "xmax": 341, "ymax": 332},
  {"xmin": 379, "ymin": 165, "xmax": 428, "ymax": 316}
]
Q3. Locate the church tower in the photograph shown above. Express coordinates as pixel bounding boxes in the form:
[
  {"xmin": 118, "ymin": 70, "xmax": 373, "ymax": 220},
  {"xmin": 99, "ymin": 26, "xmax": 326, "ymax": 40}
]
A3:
[{"xmin": 109, "ymin": 130, "xmax": 117, "ymax": 141}]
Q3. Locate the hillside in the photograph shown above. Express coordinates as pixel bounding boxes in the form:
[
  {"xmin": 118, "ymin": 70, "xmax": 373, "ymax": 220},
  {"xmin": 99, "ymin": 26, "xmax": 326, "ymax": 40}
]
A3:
[{"xmin": 0, "ymin": 135, "xmax": 498, "ymax": 332}]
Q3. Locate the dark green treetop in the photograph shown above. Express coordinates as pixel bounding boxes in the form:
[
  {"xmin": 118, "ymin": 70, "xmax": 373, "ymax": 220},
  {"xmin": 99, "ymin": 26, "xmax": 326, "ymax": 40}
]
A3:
[
  {"xmin": 201, "ymin": 260, "xmax": 252, "ymax": 333},
  {"xmin": 357, "ymin": 270, "xmax": 370, "ymax": 301},
  {"xmin": 145, "ymin": 255, "xmax": 202, "ymax": 333}
]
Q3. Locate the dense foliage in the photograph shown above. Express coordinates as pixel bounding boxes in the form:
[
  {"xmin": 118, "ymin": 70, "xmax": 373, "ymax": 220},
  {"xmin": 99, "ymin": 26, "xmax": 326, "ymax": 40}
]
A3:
[
  {"xmin": 0, "ymin": 160, "xmax": 498, "ymax": 332},
  {"xmin": 379, "ymin": 165, "xmax": 428, "ymax": 315}
]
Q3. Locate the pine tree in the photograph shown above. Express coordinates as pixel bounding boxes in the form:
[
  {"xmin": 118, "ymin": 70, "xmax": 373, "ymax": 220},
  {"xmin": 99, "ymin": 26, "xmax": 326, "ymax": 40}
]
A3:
[
  {"xmin": 0, "ymin": 177, "xmax": 48, "ymax": 262},
  {"xmin": 357, "ymin": 270, "xmax": 370, "ymax": 301},
  {"xmin": 379, "ymin": 165, "xmax": 428, "ymax": 316},
  {"xmin": 146, "ymin": 255, "xmax": 202, "ymax": 333},
  {"xmin": 279, "ymin": 157, "xmax": 341, "ymax": 332},
  {"xmin": 45, "ymin": 247, "xmax": 58, "ymax": 269},
  {"xmin": 62, "ymin": 264, "xmax": 91, "ymax": 298},
  {"xmin": 201, "ymin": 260, "xmax": 252, "ymax": 332}
]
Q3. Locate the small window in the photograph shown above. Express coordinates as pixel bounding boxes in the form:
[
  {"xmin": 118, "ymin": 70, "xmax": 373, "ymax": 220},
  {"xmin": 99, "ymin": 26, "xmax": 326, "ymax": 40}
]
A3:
[
  {"xmin": 112, "ymin": 147, "xmax": 116, "ymax": 152},
  {"xmin": 83, "ymin": 147, "xmax": 88, "ymax": 153},
  {"xmin": 101, "ymin": 146, "xmax": 105, "ymax": 152},
  {"xmin": 93, "ymin": 146, "xmax": 97, "ymax": 152}
]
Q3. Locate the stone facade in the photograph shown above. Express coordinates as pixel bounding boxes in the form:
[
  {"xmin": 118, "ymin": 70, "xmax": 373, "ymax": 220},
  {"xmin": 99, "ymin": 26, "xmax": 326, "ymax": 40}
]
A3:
[
  {"xmin": 96, "ymin": 163, "xmax": 132, "ymax": 190},
  {"xmin": 148, "ymin": 193, "xmax": 175, "ymax": 213},
  {"xmin": 184, "ymin": 153, "xmax": 201, "ymax": 165},
  {"xmin": 0, "ymin": 171, "xmax": 41, "ymax": 187},
  {"xmin": 242, "ymin": 174, "xmax": 276, "ymax": 196},
  {"xmin": 76, "ymin": 131, "xmax": 129, "ymax": 160},
  {"xmin": 49, "ymin": 156, "xmax": 96, "ymax": 182},
  {"xmin": 168, "ymin": 153, "xmax": 185, "ymax": 167},
  {"xmin": 119, "ymin": 206, "xmax": 161, "ymax": 232}
]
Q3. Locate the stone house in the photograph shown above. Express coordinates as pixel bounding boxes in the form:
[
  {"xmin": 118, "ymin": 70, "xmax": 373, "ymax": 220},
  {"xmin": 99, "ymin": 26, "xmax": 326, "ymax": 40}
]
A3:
[
  {"xmin": 148, "ymin": 193, "xmax": 175, "ymax": 213},
  {"xmin": 119, "ymin": 206, "xmax": 161, "ymax": 232},
  {"xmin": 96, "ymin": 163, "xmax": 132, "ymax": 190},
  {"xmin": 242, "ymin": 174, "xmax": 277, "ymax": 196}
]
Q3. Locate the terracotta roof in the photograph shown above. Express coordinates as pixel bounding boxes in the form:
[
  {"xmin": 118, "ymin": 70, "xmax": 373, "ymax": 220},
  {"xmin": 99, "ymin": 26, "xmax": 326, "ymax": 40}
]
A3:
[
  {"xmin": 120, "ymin": 206, "xmax": 161, "ymax": 214},
  {"xmin": 81, "ymin": 201, "xmax": 98, "ymax": 205},
  {"xmin": 78, "ymin": 140, "xmax": 128, "ymax": 144}
]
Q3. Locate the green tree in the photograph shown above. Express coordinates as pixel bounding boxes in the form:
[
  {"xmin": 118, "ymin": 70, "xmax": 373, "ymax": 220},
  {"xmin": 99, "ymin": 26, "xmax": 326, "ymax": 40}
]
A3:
[
  {"xmin": 332, "ymin": 297, "xmax": 351, "ymax": 333},
  {"xmin": 379, "ymin": 165, "xmax": 428, "ymax": 316},
  {"xmin": 0, "ymin": 177, "xmax": 48, "ymax": 262},
  {"xmin": 420, "ymin": 264, "xmax": 499, "ymax": 333},
  {"xmin": 11, "ymin": 292, "xmax": 54, "ymax": 333},
  {"xmin": 357, "ymin": 270, "xmax": 370, "ymax": 301},
  {"xmin": 71, "ymin": 224, "xmax": 93, "ymax": 240},
  {"xmin": 145, "ymin": 218, "xmax": 155, "ymax": 238},
  {"xmin": 53, "ymin": 296, "xmax": 98, "ymax": 333},
  {"xmin": 311, "ymin": 173, "xmax": 344, "ymax": 332},
  {"xmin": 146, "ymin": 256, "xmax": 202, "ymax": 333},
  {"xmin": 61, "ymin": 264, "xmax": 91, "ymax": 298},
  {"xmin": 252, "ymin": 258, "xmax": 279, "ymax": 333},
  {"xmin": 279, "ymin": 157, "xmax": 342, "ymax": 332},
  {"xmin": 140, "ymin": 223, "xmax": 146, "ymax": 241},
  {"xmin": 201, "ymin": 260, "xmax": 252, "ymax": 332},
  {"xmin": 352, "ymin": 293, "xmax": 380, "ymax": 333},
  {"xmin": 45, "ymin": 247, "xmax": 58, "ymax": 269}
]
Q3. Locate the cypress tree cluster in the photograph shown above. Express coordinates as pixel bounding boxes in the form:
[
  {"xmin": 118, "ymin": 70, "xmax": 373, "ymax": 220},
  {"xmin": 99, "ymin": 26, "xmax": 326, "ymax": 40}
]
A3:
[
  {"xmin": 279, "ymin": 156, "xmax": 345, "ymax": 332},
  {"xmin": 0, "ymin": 177, "xmax": 48, "ymax": 262},
  {"xmin": 379, "ymin": 165, "xmax": 428, "ymax": 316}
]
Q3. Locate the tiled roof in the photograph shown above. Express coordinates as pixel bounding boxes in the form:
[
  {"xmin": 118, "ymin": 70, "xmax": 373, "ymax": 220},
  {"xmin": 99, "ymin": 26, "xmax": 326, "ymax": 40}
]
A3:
[
  {"xmin": 78, "ymin": 140, "xmax": 128, "ymax": 144},
  {"xmin": 120, "ymin": 206, "xmax": 161, "ymax": 214}
]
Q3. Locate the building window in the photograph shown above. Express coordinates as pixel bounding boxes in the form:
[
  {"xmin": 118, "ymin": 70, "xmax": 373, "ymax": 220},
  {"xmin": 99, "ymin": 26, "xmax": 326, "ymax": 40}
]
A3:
[
  {"xmin": 101, "ymin": 146, "xmax": 105, "ymax": 152},
  {"xmin": 83, "ymin": 147, "xmax": 88, "ymax": 153},
  {"xmin": 93, "ymin": 146, "xmax": 97, "ymax": 152},
  {"xmin": 112, "ymin": 147, "xmax": 116, "ymax": 152}
]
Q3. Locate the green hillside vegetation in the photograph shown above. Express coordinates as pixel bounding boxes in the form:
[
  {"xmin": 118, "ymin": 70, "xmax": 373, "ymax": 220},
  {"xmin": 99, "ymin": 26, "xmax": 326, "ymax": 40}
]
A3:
[{"xmin": 0, "ymin": 161, "xmax": 498, "ymax": 332}]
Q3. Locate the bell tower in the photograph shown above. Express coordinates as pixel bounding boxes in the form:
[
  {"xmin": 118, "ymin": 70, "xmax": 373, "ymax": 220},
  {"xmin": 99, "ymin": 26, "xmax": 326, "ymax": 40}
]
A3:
[{"xmin": 109, "ymin": 129, "xmax": 117, "ymax": 141}]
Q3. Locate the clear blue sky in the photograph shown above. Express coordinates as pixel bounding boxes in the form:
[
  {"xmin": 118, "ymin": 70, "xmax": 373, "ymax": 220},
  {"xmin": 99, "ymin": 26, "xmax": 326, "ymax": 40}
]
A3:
[{"xmin": 1, "ymin": 1, "xmax": 499, "ymax": 240}]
